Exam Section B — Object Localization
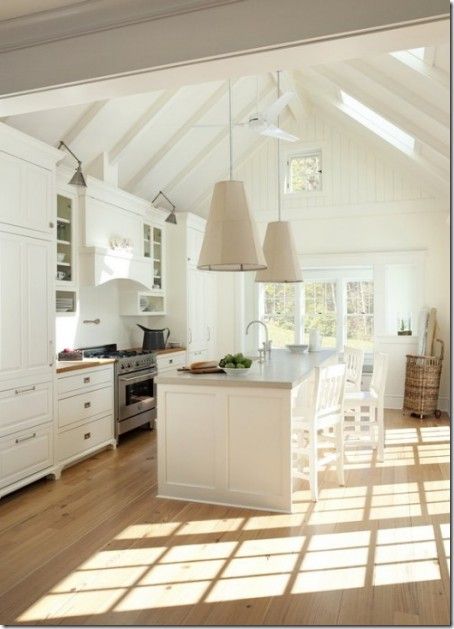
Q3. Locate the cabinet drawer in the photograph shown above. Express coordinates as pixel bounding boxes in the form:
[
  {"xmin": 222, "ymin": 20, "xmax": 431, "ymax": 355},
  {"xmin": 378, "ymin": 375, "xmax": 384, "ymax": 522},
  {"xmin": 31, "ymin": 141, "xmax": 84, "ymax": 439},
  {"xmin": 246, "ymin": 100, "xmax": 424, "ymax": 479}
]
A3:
[
  {"xmin": 0, "ymin": 380, "xmax": 52, "ymax": 436},
  {"xmin": 57, "ymin": 415, "xmax": 114, "ymax": 463},
  {"xmin": 58, "ymin": 366, "xmax": 113, "ymax": 396},
  {"xmin": 157, "ymin": 352, "xmax": 186, "ymax": 372},
  {"xmin": 0, "ymin": 423, "xmax": 53, "ymax": 489},
  {"xmin": 58, "ymin": 386, "xmax": 113, "ymax": 429}
]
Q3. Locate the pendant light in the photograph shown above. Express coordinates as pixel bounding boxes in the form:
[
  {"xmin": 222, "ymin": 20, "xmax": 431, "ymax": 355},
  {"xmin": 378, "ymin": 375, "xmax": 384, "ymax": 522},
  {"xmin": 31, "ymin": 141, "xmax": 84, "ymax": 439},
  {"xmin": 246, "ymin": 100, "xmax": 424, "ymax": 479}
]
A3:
[
  {"xmin": 255, "ymin": 73, "xmax": 302, "ymax": 283},
  {"xmin": 197, "ymin": 80, "xmax": 267, "ymax": 272},
  {"xmin": 58, "ymin": 140, "xmax": 87, "ymax": 188}
]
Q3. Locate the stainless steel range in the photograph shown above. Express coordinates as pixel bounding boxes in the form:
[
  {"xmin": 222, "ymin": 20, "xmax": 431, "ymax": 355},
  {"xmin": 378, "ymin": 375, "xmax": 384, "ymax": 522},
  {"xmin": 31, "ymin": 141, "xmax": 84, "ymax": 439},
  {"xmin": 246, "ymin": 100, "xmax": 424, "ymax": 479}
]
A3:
[{"xmin": 79, "ymin": 344, "xmax": 157, "ymax": 438}]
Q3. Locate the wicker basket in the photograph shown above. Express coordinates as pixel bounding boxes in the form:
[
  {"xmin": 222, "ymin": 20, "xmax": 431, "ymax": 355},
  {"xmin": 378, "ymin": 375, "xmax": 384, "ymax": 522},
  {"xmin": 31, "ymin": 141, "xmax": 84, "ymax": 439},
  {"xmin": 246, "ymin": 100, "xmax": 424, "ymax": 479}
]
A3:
[{"xmin": 403, "ymin": 339, "xmax": 444, "ymax": 419}]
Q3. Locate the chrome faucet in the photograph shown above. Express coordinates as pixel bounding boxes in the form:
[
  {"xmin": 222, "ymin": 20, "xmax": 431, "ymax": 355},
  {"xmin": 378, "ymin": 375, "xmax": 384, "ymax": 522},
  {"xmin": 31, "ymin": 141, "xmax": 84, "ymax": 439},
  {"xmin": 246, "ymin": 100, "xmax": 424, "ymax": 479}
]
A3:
[{"xmin": 245, "ymin": 320, "xmax": 272, "ymax": 359}]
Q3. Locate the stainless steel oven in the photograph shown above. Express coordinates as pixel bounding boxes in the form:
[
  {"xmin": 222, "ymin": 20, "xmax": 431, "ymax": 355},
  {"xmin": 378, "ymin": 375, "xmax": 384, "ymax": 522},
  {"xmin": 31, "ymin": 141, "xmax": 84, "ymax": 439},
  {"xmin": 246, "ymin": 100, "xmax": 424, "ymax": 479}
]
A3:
[{"xmin": 117, "ymin": 367, "xmax": 157, "ymax": 435}]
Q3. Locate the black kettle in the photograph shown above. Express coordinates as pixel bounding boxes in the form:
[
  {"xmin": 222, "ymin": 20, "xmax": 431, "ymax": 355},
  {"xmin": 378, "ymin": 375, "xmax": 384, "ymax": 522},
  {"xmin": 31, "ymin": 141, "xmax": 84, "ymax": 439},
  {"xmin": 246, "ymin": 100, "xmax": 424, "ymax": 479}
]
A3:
[{"xmin": 137, "ymin": 325, "xmax": 170, "ymax": 351}]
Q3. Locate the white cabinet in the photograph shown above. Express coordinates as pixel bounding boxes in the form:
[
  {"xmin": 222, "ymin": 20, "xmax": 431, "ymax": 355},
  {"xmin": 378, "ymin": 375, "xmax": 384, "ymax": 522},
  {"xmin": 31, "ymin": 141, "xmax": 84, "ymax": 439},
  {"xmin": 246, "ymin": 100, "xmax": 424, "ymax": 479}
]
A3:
[
  {"xmin": 0, "ymin": 231, "xmax": 54, "ymax": 383},
  {"xmin": 0, "ymin": 151, "xmax": 54, "ymax": 237},
  {"xmin": 187, "ymin": 267, "xmax": 217, "ymax": 357},
  {"xmin": 186, "ymin": 227, "xmax": 204, "ymax": 266},
  {"xmin": 56, "ymin": 365, "xmax": 115, "ymax": 474}
]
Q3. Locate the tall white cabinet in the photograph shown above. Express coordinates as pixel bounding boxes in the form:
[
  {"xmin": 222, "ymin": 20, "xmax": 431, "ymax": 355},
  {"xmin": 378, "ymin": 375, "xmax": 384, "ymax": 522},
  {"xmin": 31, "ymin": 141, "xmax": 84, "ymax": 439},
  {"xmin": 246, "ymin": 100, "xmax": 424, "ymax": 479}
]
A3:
[
  {"xmin": 0, "ymin": 123, "xmax": 61, "ymax": 499},
  {"xmin": 165, "ymin": 213, "xmax": 217, "ymax": 363}
]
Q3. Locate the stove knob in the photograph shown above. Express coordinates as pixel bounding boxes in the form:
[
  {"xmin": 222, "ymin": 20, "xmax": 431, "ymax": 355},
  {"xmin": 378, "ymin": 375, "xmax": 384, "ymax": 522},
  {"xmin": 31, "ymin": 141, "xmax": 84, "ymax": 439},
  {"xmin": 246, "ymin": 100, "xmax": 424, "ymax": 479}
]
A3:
[{"xmin": 135, "ymin": 360, "xmax": 140, "ymax": 367}]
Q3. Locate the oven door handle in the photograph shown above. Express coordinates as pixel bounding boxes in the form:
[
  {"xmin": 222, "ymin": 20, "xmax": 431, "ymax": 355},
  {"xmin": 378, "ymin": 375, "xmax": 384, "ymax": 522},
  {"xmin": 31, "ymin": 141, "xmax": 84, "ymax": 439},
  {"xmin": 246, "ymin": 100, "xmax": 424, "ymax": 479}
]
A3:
[{"xmin": 118, "ymin": 372, "xmax": 156, "ymax": 384}]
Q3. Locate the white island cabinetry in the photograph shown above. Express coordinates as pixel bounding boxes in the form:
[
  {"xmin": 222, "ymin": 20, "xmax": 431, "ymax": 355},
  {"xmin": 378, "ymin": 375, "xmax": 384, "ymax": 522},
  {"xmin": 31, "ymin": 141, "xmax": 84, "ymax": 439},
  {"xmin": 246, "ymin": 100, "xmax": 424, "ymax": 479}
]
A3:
[{"xmin": 156, "ymin": 349, "xmax": 337, "ymax": 512}]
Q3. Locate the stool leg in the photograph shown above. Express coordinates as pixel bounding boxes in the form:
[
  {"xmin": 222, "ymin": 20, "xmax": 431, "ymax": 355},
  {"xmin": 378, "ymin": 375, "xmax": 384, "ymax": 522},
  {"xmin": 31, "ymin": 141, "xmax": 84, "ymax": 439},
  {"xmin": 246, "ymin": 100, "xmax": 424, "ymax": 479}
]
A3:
[
  {"xmin": 377, "ymin": 405, "xmax": 385, "ymax": 462},
  {"xmin": 309, "ymin": 426, "xmax": 318, "ymax": 502}
]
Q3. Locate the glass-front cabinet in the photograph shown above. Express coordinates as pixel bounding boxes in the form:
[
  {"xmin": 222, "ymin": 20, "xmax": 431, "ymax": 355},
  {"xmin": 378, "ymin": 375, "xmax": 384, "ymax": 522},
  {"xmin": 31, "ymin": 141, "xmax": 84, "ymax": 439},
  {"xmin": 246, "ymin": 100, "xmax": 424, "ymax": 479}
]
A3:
[
  {"xmin": 143, "ymin": 223, "xmax": 164, "ymax": 291},
  {"xmin": 56, "ymin": 193, "xmax": 77, "ymax": 314}
]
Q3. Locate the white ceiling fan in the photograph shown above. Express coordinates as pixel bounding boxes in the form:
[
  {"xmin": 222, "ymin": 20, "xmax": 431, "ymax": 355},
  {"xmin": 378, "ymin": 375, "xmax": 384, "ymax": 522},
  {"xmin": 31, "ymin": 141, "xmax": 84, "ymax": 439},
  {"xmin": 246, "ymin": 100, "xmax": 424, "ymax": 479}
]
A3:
[{"xmin": 236, "ymin": 90, "xmax": 299, "ymax": 142}]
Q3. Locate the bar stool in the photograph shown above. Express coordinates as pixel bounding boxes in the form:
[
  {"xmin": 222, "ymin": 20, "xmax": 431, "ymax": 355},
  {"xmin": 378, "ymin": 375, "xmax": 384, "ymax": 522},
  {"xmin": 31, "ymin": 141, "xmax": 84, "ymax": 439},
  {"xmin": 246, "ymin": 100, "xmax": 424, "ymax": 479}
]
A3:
[
  {"xmin": 343, "ymin": 352, "xmax": 388, "ymax": 461},
  {"xmin": 292, "ymin": 363, "xmax": 347, "ymax": 502}
]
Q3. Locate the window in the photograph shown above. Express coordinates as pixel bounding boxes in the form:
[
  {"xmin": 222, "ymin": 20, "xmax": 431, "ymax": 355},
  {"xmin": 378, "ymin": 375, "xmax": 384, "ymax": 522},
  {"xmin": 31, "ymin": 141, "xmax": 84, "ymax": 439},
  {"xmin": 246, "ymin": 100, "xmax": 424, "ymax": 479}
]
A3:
[
  {"xmin": 340, "ymin": 90, "xmax": 415, "ymax": 153},
  {"xmin": 286, "ymin": 150, "xmax": 322, "ymax": 193},
  {"xmin": 259, "ymin": 272, "xmax": 374, "ymax": 355},
  {"xmin": 262, "ymin": 283, "xmax": 296, "ymax": 348},
  {"xmin": 346, "ymin": 280, "xmax": 374, "ymax": 352},
  {"xmin": 303, "ymin": 281, "xmax": 337, "ymax": 348}
]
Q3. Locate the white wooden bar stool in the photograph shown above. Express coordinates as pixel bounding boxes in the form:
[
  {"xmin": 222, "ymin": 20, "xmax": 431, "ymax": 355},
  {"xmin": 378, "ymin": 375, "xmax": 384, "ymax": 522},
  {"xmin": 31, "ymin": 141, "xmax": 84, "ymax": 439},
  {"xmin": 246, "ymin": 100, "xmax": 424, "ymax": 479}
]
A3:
[
  {"xmin": 343, "ymin": 352, "xmax": 388, "ymax": 461},
  {"xmin": 343, "ymin": 346, "xmax": 364, "ymax": 392},
  {"xmin": 292, "ymin": 363, "xmax": 347, "ymax": 502}
]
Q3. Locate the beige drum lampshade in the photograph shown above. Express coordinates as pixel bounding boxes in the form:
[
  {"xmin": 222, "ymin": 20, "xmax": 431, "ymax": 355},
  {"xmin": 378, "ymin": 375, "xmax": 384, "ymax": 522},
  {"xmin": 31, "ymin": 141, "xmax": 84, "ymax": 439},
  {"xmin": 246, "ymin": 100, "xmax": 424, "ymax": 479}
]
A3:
[
  {"xmin": 255, "ymin": 220, "xmax": 302, "ymax": 282},
  {"xmin": 197, "ymin": 180, "xmax": 267, "ymax": 271}
]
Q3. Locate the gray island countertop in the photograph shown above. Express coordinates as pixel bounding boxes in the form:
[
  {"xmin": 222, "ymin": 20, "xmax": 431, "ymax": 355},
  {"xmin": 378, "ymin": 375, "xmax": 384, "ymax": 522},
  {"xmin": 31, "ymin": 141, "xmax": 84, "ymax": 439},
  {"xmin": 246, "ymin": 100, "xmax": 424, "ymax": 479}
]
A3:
[{"xmin": 155, "ymin": 348, "xmax": 337, "ymax": 389}]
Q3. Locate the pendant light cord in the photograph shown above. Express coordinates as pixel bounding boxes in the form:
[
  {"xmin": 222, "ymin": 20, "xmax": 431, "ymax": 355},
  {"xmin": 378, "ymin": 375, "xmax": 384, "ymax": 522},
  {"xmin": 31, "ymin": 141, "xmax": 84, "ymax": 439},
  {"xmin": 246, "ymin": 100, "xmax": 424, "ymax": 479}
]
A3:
[
  {"xmin": 228, "ymin": 79, "xmax": 233, "ymax": 181},
  {"xmin": 277, "ymin": 71, "xmax": 282, "ymax": 221}
]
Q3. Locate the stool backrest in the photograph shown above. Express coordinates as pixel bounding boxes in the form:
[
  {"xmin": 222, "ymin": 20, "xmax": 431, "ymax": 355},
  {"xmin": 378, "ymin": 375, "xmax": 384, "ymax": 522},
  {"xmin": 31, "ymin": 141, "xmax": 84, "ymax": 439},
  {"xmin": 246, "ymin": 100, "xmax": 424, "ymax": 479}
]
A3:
[
  {"xmin": 370, "ymin": 352, "xmax": 388, "ymax": 400},
  {"xmin": 314, "ymin": 363, "xmax": 347, "ymax": 419},
  {"xmin": 343, "ymin": 346, "xmax": 364, "ymax": 390}
]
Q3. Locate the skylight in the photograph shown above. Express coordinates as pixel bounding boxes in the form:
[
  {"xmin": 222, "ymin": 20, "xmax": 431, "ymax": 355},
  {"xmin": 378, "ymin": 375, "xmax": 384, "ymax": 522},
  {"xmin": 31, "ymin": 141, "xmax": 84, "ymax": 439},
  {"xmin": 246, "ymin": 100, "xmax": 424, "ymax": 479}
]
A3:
[
  {"xmin": 339, "ymin": 90, "xmax": 415, "ymax": 153},
  {"xmin": 407, "ymin": 47, "xmax": 426, "ymax": 60}
]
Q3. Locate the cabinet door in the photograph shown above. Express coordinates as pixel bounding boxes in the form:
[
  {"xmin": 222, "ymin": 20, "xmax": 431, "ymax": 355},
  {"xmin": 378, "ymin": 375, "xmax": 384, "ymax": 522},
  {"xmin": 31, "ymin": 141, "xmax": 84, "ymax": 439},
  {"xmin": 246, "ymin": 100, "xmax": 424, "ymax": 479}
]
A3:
[
  {"xmin": 187, "ymin": 228, "xmax": 204, "ymax": 266},
  {"xmin": 0, "ymin": 231, "xmax": 54, "ymax": 382},
  {"xmin": 187, "ymin": 267, "xmax": 207, "ymax": 352},
  {"xmin": 0, "ymin": 152, "xmax": 24, "ymax": 228},
  {"xmin": 204, "ymin": 272, "xmax": 217, "ymax": 358}
]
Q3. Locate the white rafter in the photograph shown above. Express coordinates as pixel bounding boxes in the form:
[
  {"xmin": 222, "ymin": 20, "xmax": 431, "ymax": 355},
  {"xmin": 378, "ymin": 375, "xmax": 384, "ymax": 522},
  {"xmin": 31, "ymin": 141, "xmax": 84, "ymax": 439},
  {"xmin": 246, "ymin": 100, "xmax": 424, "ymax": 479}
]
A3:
[{"xmin": 61, "ymin": 100, "xmax": 109, "ymax": 146}]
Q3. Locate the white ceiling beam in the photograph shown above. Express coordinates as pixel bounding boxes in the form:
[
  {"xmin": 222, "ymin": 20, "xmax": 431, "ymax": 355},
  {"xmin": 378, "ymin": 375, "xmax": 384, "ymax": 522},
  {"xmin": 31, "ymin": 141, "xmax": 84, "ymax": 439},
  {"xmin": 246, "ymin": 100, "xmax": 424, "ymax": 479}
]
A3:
[
  {"xmin": 345, "ymin": 59, "xmax": 449, "ymax": 129},
  {"xmin": 312, "ymin": 64, "xmax": 449, "ymax": 160},
  {"xmin": 61, "ymin": 100, "xmax": 109, "ymax": 146},
  {"xmin": 125, "ymin": 80, "xmax": 233, "ymax": 192},
  {"xmin": 163, "ymin": 80, "xmax": 276, "ymax": 196},
  {"xmin": 296, "ymin": 72, "xmax": 448, "ymax": 196},
  {"xmin": 108, "ymin": 88, "xmax": 179, "ymax": 164}
]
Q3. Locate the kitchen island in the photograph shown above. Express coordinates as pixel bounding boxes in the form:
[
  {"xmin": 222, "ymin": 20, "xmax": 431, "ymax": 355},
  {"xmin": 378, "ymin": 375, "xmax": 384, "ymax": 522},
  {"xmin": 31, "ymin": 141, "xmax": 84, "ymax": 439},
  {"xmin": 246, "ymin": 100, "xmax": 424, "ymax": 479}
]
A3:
[{"xmin": 156, "ymin": 349, "xmax": 337, "ymax": 512}]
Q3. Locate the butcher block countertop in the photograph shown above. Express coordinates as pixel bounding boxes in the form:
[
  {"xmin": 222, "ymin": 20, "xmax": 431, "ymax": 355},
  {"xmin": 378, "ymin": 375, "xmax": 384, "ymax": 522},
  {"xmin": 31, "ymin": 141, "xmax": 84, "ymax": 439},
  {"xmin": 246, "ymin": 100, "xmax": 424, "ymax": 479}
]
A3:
[
  {"xmin": 56, "ymin": 359, "xmax": 116, "ymax": 374},
  {"xmin": 154, "ymin": 347, "xmax": 186, "ymax": 356}
]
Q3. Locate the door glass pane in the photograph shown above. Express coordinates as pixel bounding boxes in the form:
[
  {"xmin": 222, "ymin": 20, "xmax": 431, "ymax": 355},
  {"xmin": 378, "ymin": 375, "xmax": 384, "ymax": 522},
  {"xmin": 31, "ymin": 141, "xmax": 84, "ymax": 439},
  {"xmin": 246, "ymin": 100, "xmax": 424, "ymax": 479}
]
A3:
[
  {"xmin": 346, "ymin": 280, "xmax": 374, "ymax": 351},
  {"xmin": 303, "ymin": 281, "xmax": 337, "ymax": 348},
  {"xmin": 262, "ymin": 284, "xmax": 296, "ymax": 348}
]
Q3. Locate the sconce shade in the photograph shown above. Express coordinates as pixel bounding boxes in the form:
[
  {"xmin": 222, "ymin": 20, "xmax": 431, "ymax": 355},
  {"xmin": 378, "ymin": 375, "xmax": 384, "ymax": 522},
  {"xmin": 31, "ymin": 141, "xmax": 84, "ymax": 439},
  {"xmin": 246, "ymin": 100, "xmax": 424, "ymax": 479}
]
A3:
[
  {"xmin": 165, "ymin": 210, "xmax": 177, "ymax": 224},
  {"xmin": 255, "ymin": 221, "xmax": 303, "ymax": 282},
  {"xmin": 68, "ymin": 164, "xmax": 87, "ymax": 187},
  {"xmin": 198, "ymin": 180, "xmax": 267, "ymax": 271}
]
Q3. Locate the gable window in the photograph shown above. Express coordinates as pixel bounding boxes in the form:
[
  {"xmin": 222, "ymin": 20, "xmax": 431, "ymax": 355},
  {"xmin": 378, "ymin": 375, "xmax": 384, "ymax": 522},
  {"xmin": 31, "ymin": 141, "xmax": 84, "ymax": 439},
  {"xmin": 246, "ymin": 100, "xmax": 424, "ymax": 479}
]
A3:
[{"xmin": 286, "ymin": 150, "xmax": 322, "ymax": 193}]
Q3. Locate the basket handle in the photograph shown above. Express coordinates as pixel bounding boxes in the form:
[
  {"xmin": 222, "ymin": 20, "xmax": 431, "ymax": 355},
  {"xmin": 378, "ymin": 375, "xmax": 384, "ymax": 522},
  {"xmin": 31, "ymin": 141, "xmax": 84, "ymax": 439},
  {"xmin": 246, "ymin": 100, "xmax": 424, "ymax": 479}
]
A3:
[{"xmin": 434, "ymin": 339, "xmax": 444, "ymax": 360}]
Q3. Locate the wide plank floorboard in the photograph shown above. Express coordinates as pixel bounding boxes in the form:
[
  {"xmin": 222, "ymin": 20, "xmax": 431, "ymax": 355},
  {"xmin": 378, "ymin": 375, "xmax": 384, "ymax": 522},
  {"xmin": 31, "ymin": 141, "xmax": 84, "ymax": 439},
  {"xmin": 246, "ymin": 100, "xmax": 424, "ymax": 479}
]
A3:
[{"xmin": 0, "ymin": 411, "xmax": 449, "ymax": 626}]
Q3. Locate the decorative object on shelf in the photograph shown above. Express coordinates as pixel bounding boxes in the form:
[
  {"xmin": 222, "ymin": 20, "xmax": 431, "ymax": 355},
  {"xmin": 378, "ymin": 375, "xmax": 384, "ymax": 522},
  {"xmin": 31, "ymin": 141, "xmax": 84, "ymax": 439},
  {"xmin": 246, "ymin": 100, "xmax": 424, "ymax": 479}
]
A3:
[
  {"xmin": 198, "ymin": 80, "xmax": 266, "ymax": 272},
  {"xmin": 110, "ymin": 236, "xmax": 133, "ymax": 252},
  {"xmin": 56, "ymin": 271, "xmax": 66, "ymax": 280},
  {"xmin": 83, "ymin": 318, "xmax": 101, "ymax": 324},
  {"xmin": 397, "ymin": 313, "xmax": 412, "ymax": 336},
  {"xmin": 256, "ymin": 71, "xmax": 302, "ymax": 284},
  {"xmin": 57, "ymin": 252, "xmax": 66, "ymax": 263},
  {"xmin": 152, "ymin": 190, "xmax": 177, "ymax": 225},
  {"xmin": 57, "ymin": 140, "xmax": 87, "ymax": 187}
]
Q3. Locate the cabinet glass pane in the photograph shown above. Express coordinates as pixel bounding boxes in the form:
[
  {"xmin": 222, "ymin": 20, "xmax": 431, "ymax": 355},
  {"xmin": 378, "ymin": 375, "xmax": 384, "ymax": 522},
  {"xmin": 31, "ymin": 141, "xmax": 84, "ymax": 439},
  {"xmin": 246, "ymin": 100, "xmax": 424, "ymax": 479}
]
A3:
[
  {"xmin": 144, "ymin": 224, "xmax": 151, "ymax": 258},
  {"xmin": 153, "ymin": 227, "xmax": 162, "ymax": 290},
  {"xmin": 56, "ymin": 194, "xmax": 72, "ymax": 282}
]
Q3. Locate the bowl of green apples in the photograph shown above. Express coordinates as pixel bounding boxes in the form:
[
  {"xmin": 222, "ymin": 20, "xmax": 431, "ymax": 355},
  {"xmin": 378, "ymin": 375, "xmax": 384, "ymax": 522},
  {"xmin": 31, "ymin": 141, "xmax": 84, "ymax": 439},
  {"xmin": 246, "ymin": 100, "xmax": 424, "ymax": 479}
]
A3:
[{"xmin": 219, "ymin": 353, "xmax": 252, "ymax": 376}]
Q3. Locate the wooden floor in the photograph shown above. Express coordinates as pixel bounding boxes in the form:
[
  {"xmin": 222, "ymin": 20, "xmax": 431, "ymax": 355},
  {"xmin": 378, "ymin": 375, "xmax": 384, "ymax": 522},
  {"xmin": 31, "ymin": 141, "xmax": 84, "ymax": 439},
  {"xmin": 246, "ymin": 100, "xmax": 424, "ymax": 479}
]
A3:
[{"xmin": 0, "ymin": 410, "xmax": 450, "ymax": 626}]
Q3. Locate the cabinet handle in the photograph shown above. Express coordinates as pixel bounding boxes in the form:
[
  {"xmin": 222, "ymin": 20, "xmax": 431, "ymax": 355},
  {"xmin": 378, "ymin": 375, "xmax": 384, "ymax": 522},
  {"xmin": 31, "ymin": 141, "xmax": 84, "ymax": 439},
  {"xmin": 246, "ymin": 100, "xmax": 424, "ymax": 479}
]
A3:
[
  {"xmin": 15, "ymin": 432, "xmax": 36, "ymax": 444},
  {"xmin": 49, "ymin": 221, "xmax": 54, "ymax": 228},
  {"xmin": 207, "ymin": 326, "xmax": 210, "ymax": 341},
  {"xmin": 84, "ymin": 432, "xmax": 91, "ymax": 440},
  {"xmin": 15, "ymin": 385, "xmax": 36, "ymax": 395},
  {"xmin": 49, "ymin": 339, "xmax": 54, "ymax": 367},
  {"xmin": 169, "ymin": 358, "xmax": 173, "ymax": 364},
  {"xmin": 83, "ymin": 376, "xmax": 90, "ymax": 384},
  {"xmin": 84, "ymin": 401, "xmax": 91, "ymax": 409}
]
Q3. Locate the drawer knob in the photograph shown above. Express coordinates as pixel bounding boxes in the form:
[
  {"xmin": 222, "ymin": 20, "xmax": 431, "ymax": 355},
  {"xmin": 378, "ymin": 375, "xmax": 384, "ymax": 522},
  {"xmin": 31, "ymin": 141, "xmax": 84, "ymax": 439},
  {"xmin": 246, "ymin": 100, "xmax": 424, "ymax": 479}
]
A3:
[
  {"xmin": 169, "ymin": 359, "xmax": 173, "ymax": 364},
  {"xmin": 83, "ymin": 377, "xmax": 90, "ymax": 384},
  {"xmin": 84, "ymin": 432, "xmax": 91, "ymax": 440},
  {"xmin": 84, "ymin": 401, "xmax": 91, "ymax": 409}
]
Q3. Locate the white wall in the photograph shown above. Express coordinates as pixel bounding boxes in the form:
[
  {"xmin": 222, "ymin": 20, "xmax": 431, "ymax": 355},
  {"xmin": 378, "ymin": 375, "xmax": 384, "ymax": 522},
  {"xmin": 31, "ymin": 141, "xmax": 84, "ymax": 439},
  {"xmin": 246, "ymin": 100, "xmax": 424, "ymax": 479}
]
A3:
[
  {"xmin": 211, "ymin": 108, "xmax": 450, "ymax": 410},
  {"xmin": 55, "ymin": 280, "xmax": 166, "ymax": 352}
]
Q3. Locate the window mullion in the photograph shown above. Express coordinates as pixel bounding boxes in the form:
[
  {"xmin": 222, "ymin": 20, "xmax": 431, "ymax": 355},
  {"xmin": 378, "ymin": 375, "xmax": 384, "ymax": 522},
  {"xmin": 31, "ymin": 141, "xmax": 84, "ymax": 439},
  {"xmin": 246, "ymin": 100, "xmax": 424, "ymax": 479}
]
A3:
[{"xmin": 337, "ymin": 279, "xmax": 345, "ymax": 351}]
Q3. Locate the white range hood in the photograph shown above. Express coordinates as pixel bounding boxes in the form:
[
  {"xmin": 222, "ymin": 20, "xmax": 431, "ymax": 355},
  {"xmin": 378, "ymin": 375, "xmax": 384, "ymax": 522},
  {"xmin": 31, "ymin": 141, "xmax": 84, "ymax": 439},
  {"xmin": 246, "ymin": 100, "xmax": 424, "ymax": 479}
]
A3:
[{"xmin": 79, "ymin": 246, "xmax": 154, "ymax": 290}]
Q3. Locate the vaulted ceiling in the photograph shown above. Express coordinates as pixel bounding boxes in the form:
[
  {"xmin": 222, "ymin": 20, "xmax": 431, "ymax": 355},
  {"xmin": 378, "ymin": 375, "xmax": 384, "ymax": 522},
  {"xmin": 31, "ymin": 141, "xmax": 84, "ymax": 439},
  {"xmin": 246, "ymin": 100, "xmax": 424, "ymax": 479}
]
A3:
[{"xmin": 6, "ymin": 41, "xmax": 449, "ymax": 214}]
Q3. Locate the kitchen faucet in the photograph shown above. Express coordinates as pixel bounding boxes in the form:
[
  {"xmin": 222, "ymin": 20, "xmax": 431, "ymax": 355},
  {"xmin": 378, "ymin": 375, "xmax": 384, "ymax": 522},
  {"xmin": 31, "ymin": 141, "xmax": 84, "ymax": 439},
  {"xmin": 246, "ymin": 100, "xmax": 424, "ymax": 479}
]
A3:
[{"xmin": 245, "ymin": 320, "xmax": 272, "ymax": 359}]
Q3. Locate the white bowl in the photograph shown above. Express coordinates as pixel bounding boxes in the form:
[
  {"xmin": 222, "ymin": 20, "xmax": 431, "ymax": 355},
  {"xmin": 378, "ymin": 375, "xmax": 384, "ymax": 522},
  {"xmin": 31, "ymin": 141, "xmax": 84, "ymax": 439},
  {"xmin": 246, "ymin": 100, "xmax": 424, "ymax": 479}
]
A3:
[
  {"xmin": 286, "ymin": 344, "xmax": 308, "ymax": 353},
  {"xmin": 222, "ymin": 367, "xmax": 250, "ymax": 376}
]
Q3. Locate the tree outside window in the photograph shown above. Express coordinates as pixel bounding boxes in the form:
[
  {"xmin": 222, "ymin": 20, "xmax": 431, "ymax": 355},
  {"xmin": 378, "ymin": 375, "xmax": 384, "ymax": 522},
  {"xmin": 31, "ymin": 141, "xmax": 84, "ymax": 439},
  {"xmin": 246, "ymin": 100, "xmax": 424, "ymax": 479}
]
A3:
[
  {"xmin": 287, "ymin": 151, "xmax": 322, "ymax": 192},
  {"xmin": 262, "ymin": 284, "xmax": 296, "ymax": 348},
  {"xmin": 346, "ymin": 280, "xmax": 374, "ymax": 351},
  {"xmin": 303, "ymin": 281, "xmax": 337, "ymax": 348}
]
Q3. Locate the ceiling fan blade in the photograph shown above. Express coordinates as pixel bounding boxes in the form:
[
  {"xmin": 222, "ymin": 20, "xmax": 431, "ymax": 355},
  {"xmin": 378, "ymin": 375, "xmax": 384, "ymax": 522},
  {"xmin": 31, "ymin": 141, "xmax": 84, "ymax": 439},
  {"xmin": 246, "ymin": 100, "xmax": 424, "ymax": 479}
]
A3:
[
  {"xmin": 263, "ymin": 91, "xmax": 295, "ymax": 122},
  {"xmin": 260, "ymin": 125, "xmax": 299, "ymax": 142}
]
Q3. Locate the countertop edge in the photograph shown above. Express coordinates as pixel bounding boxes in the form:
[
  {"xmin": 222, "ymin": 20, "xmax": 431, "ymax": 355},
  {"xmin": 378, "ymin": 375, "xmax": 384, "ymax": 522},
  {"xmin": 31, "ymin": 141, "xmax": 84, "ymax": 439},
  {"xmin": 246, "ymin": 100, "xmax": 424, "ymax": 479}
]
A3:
[{"xmin": 56, "ymin": 359, "xmax": 116, "ymax": 374}]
